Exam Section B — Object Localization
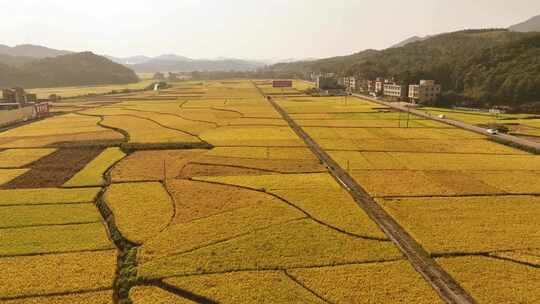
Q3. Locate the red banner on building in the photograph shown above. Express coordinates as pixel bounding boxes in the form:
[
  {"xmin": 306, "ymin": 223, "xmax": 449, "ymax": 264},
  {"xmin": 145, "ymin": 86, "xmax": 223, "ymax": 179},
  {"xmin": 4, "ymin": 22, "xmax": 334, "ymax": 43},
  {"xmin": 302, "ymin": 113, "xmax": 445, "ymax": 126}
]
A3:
[
  {"xmin": 272, "ymin": 80, "xmax": 293, "ymax": 88},
  {"xmin": 35, "ymin": 103, "xmax": 50, "ymax": 116}
]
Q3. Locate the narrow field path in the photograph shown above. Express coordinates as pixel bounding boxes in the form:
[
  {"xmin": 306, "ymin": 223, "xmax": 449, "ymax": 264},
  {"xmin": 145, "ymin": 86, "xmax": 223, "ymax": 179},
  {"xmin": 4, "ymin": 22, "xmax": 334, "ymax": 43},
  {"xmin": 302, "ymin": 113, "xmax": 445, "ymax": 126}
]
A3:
[{"xmin": 257, "ymin": 85, "xmax": 476, "ymax": 304}]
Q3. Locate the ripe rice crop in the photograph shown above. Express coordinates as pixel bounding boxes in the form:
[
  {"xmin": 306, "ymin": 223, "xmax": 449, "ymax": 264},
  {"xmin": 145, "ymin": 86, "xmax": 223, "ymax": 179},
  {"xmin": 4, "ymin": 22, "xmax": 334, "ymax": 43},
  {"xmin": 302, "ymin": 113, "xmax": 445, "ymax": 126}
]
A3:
[
  {"xmin": 328, "ymin": 151, "xmax": 408, "ymax": 170},
  {"xmin": 351, "ymin": 170, "xmax": 504, "ymax": 197},
  {"xmin": 379, "ymin": 196, "xmax": 540, "ymax": 254},
  {"xmin": 186, "ymin": 156, "xmax": 325, "ymax": 174},
  {"xmin": 0, "ymin": 222, "xmax": 113, "ymax": 256},
  {"xmin": 129, "ymin": 286, "xmax": 193, "ymax": 304},
  {"xmin": 390, "ymin": 153, "xmax": 540, "ymax": 171},
  {"xmin": 138, "ymin": 197, "xmax": 305, "ymax": 263},
  {"xmin": 438, "ymin": 256, "xmax": 540, "ymax": 303},
  {"xmin": 200, "ymin": 126, "xmax": 301, "ymax": 146},
  {"xmin": 104, "ymin": 182, "xmax": 174, "ymax": 244},
  {"xmin": 27, "ymin": 79, "xmax": 153, "ymax": 98},
  {"xmin": 331, "ymin": 139, "xmax": 526, "ymax": 154},
  {"xmin": 492, "ymin": 250, "xmax": 540, "ymax": 266},
  {"xmin": 467, "ymin": 171, "xmax": 540, "ymax": 194},
  {"xmin": 0, "ymin": 188, "xmax": 100, "ymax": 206},
  {"xmin": 0, "ymin": 148, "xmax": 57, "ymax": 168},
  {"xmin": 194, "ymin": 173, "xmax": 340, "ymax": 192},
  {"xmin": 0, "ymin": 250, "xmax": 116, "ymax": 298},
  {"xmin": 160, "ymin": 271, "xmax": 328, "ymax": 303},
  {"xmin": 297, "ymin": 119, "xmax": 430, "ymax": 128},
  {"xmin": 100, "ymin": 116, "xmax": 200, "ymax": 144},
  {"xmin": 0, "ymin": 130, "xmax": 124, "ymax": 149},
  {"xmin": 0, "ymin": 169, "xmax": 29, "ymax": 185},
  {"xmin": 0, "ymin": 113, "xmax": 123, "ymax": 148},
  {"xmin": 63, "ymin": 148, "xmax": 126, "ymax": 187},
  {"xmin": 0, "ymin": 114, "xmax": 107, "ymax": 138},
  {"xmin": 111, "ymin": 150, "xmax": 207, "ymax": 182},
  {"xmin": 271, "ymin": 188, "xmax": 386, "ymax": 239},
  {"xmin": 87, "ymin": 107, "xmax": 215, "ymax": 135},
  {"xmin": 166, "ymin": 180, "xmax": 271, "ymax": 224},
  {"xmin": 288, "ymin": 261, "xmax": 442, "ymax": 304},
  {"xmin": 0, "ymin": 204, "xmax": 101, "ymax": 229},
  {"xmin": 228, "ymin": 118, "xmax": 288, "ymax": 126},
  {"xmin": 179, "ymin": 163, "xmax": 270, "ymax": 177},
  {"xmin": 205, "ymin": 147, "xmax": 316, "ymax": 160},
  {"xmin": 1, "ymin": 290, "xmax": 113, "ymax": 304},
  {"xmin": 366, "ymin": 128, "xmax": 485, "ymax": 140},
  {"xmin": 304, "ymin": 127, "xmax": 376, "ymax": 140},
  {"xmin": 139, "ymin": 219, "xmax": 401, "ymax": 279}
]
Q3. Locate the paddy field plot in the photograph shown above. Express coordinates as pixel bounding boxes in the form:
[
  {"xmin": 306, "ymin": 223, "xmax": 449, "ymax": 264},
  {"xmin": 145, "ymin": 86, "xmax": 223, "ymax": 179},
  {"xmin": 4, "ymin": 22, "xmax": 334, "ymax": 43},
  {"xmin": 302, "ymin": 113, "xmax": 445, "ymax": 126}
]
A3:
[
  {"xmin": 0, "ymin": 187, "xmax": 100, "ymax": 206},
  {"xmin": 1, "ymin": 290, "xmax": 113, "ymax": 304},
  {"xmin": 63, "ymin": 147, "xmax": 126, "ymax": 187},
  {"xmin": 104, "ymin": 182, "xmax": 174, "ymax": 244},
  {"xmin": 0, "ymin": 148, "xmax": 57, "ymax": 168},
  {"xmin": 27, "ymin": 79, "xmax": 154, "ymax": 99},
  {"xmin": 0, "ymin": 114, "xmax": 124, "ymax": 148},
  {"xmin": 378, "ymin": 196, "xmax": 540, "ymax": 254},
  {"xmin": 1, "ymin": 148, "xmax": 105, "ymax": 189},
  {"xmin": 0, "ymin": 250, "xmax": 116, "ymax": 299},
  {"xmin": 438, "ymin": 256, "xmax": 540, "ymax": 304}
]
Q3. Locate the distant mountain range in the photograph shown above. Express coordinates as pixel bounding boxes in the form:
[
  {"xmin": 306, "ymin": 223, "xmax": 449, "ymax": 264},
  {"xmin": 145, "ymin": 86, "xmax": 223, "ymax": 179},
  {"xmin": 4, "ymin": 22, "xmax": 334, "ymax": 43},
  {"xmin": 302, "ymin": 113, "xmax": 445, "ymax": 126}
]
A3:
[
  {"xmin": 509, "ymin": 14, "xmax": 540, "ymax": 32},
  {"xmin": 0, "ymin": 44, "xmax": 314, "ymax": 73},
  {"xmin": 116, "ymin": 55, "xmax": 266, "ymax": 73}
]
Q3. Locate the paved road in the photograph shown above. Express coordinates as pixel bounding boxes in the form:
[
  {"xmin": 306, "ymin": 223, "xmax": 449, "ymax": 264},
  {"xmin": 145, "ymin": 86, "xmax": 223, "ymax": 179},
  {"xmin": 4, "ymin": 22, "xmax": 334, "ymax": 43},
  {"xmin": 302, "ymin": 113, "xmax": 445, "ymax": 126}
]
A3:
[
  {"xmin": 266, "ymin": 96, "xmax": 476, "ymax": 304},
  {"xmin": 353, "ymin": 94, "xmax": 540, "ymax": 154}
]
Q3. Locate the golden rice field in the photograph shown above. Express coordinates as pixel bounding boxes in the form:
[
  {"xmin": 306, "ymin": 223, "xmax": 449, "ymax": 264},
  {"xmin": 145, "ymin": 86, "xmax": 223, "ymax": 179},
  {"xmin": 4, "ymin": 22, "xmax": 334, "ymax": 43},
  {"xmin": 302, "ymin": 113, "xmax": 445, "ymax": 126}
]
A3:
[
  {"xmin": 28, "ymin": 79, "xmax": 155, "ymax": 99},
  {"xmin": 278, "ymin": 93, "xmax": 540, "ymax": 303},
  {"xmin": 1, "ymin": 80, "xmax": 538, "ymax": 303},
  {"xmin": 419, "ymin": 107, "xmax": 540, "ymax": 141}
]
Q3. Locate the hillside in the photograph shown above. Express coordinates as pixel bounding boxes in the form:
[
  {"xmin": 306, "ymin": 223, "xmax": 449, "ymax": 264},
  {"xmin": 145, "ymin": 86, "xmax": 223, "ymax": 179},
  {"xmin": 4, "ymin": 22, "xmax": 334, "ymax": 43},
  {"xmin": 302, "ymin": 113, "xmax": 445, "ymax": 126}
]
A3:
[
  {"xmin": 509, "ymin": 14, "xmax": 540, "ymax": 32},
  {"xmin": 272, "ymin": 29, "xmax": 540, "ymax": 108},
  {"xmin": 0, "ymin": 54, "xmax": 35, "ymax": 67},
  {"xmin": 390, "ymin": 35, "xmax": 431, "ymax": 48},
  {"xmin": 0, "ymin": 52, "xmax": 139, "ymax": 89},
  {"xmin": 0, "ymin": 44, "xmax": 71, "ymax": 58}
]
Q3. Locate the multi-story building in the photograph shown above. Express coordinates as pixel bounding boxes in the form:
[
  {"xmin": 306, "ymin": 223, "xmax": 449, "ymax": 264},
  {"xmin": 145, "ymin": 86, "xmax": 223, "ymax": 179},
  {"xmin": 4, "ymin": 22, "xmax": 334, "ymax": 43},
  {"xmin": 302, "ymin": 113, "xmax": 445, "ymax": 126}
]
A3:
[
  {"xmin": 375, "ymin": 78, "xmax": 385, "ymax": 95},
  {"xmin": 367, "ymin": 80, "xmax": 376, "ymax": 94},
  {"xmin": 356, "ymin": 78, "xmax": 369, "ymax": 93},
  {"xmin": 408, "ymin": 80, "xmax": 442, "ymax": 104},
  {"xmin": 339, "ymin": 77, "xmax": 356, "ymax": 92},
  {"xmin": 383, "ymin": 83, "xmax": 408, "ymax": 101},
  {"xmin": 2, "ymin": 89, "xmax": 15, "ymax": 103}
]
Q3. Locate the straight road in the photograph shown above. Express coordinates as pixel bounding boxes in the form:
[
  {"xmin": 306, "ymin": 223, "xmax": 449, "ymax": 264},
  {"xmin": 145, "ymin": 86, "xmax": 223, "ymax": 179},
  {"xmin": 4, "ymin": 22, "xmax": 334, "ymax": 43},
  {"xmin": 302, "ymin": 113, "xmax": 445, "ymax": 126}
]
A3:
[
  {"xmin": 354, "ymin": 94, "xmax": 540, "ymax": 154},
  {"xmin": 264, "ymin": 94, "xmax": 476, "ymax": 304}
]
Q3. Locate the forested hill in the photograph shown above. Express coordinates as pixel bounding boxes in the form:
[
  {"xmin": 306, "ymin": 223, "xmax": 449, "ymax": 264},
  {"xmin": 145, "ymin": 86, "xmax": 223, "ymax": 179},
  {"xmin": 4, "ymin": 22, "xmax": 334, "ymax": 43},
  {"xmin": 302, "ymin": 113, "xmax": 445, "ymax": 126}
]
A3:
[
  {"xmin": 0, "ymin": 52, "xmax": 139, "ymax": 89},
  {"xmin": 272, "ymin": 30, "xmax": 540, "ymax": 108}
]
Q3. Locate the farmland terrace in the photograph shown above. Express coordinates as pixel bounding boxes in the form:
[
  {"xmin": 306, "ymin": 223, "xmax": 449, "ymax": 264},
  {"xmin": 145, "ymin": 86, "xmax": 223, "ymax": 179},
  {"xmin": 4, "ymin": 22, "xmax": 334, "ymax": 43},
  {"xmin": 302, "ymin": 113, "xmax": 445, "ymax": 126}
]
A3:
[{"xmin": 0, "ymin": 79, "xmax": 538, "ymax": 304}]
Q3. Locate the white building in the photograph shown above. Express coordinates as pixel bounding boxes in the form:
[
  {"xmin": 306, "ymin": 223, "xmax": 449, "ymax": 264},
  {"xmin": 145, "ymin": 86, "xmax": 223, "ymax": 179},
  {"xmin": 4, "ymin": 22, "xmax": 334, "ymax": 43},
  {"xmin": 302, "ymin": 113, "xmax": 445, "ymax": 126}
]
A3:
[
  {"xmin": 340, "ymin": 77, "xmax": 356, "ymax": 92},
  {"xmin": 409, "ymin": 80, "xmax": 441, "ymax": 104},
  {"xmin": 383, "ymin": 84, "xmax": 408, "ymax": 100}
]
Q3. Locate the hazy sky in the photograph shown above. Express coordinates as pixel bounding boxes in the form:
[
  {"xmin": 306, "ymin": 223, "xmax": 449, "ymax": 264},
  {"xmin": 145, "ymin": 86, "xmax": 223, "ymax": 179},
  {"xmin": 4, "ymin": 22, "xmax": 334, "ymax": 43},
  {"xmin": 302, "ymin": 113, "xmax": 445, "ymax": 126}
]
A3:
[{"xmin": 2, "ymin": 0, "xmax": 539, "ymax": 60}]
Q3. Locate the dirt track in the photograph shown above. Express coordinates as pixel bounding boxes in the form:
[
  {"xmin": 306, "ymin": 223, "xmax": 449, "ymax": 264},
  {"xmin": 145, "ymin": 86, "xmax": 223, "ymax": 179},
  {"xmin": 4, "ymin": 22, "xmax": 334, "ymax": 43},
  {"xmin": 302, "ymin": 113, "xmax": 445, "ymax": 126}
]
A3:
[{"xmin": 265, "ymin": 94, "xmax": 476, "ymax": 304}]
